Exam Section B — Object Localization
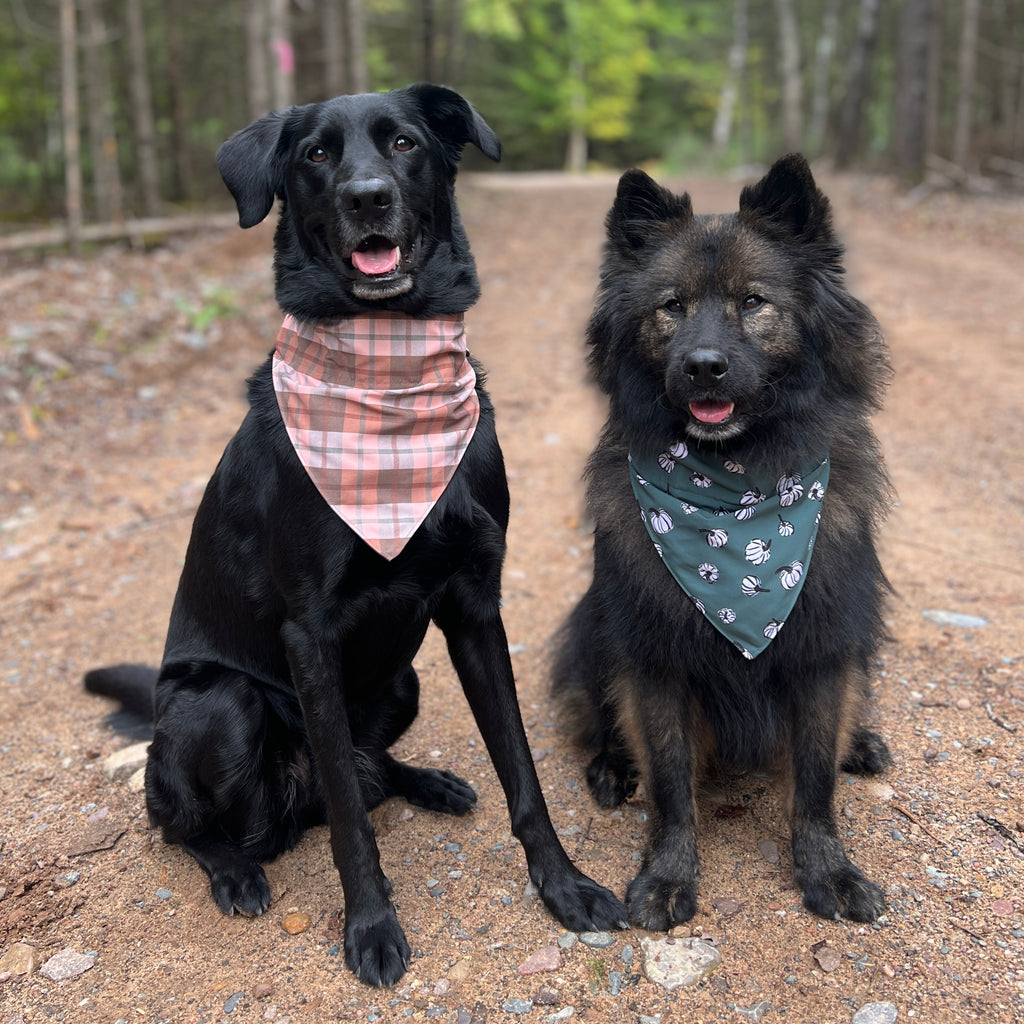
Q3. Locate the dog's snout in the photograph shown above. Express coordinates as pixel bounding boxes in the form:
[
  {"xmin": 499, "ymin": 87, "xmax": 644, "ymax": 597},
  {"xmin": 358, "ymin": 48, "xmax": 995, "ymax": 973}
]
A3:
[
  {"xmin": 683, "ymin": 348, "xmax": 729, "ymax": 388},
  {"xmin": 341, "ymin": 178, "xmax": 394, "ymax": 220}
]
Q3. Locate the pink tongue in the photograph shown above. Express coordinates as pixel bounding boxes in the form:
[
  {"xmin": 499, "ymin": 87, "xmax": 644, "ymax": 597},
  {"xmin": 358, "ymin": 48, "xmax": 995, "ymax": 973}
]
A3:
[
  {"xmin": 352, "ymin": 244, "xmax": 400, "ymax": 275},
  {"xmin": 689, "ymin": 400, "xmax": 735, "ymax": 424}
]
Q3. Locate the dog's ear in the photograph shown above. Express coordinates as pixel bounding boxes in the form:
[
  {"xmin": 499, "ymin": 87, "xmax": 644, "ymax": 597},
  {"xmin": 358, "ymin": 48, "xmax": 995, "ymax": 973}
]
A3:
[
  {"xmin": 217, "ymin": 107, "xmax": 305, "ymax": 228},
  {"xmin": 738, "ymin": 154, "xmax": 833, "ymax": 242},
  {"xmin": 607, "ymin": 169, "xmax": 693, "ymax": 253},
  {"xmin": 406, "ymin": 83, "xmax": 502, "ymax": 163}
]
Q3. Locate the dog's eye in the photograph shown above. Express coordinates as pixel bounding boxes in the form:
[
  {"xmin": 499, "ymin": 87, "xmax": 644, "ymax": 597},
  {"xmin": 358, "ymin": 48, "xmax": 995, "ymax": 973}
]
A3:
[
  {"xmin": 663, "ymin": 299, "xmax": 684, "ymax": 314},
  {"xmin": 742, "ymin": 294, "xmax": 764, "ymax": 311},
  {"xmin": 394, "ymin": 136, "xmax": 416, "ymax": 153},
  {"xmin": 308, "ymin": 146, "xmax": 328, "ymax": 163}
]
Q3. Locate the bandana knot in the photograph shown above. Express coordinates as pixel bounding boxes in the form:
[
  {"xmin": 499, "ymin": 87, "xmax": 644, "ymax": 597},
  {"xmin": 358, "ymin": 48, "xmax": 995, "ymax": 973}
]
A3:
[
  {"xmin": 629, "ymin": 441, "xmax": 829, "ymax": 658},
  {"xmin": 273, "ymin": 313, "xmax": 480, "ymax": 560}
]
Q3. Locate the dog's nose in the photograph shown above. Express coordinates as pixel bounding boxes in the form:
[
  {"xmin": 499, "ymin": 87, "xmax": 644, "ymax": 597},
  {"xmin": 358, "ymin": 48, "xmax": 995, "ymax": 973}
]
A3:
[
  {"xmin": 683, "ymin": 348, "xmax": 729, "ymax": 388},
  {"xmin": 341, "ymin": 178, "xmax": 394, "ymax": 221}
]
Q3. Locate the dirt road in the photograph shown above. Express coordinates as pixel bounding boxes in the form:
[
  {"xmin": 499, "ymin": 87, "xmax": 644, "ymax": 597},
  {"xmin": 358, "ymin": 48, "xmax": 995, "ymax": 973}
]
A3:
[{"xmin": 1, "ymin": 169, "xmax": 1021, "ymax": 1023}]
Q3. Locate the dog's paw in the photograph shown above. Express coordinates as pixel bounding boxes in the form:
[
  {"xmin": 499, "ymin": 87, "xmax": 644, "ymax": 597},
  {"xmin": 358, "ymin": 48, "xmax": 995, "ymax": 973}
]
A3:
[
  {"xmin": 625, "ymin": 869, "xmax": 698, "ymax": 931},
  {"xmin": 344, "ymin": 909, "xmax": 411, "ymax": 987},
  {"xmin": 799, "ymin": 862, "xmax": 885, "ymax": 923},
  {"xmin": 840, "ymin": 728, "xmax": 892, "ymax": 777},
  {"xmin": 209, "ymin": 861, "xmax": 272, "ymax": 916},
  {"xmin": 585, "ymin": 751, "xmax": 638, "ymax": 809},
  {"xmin": 537, "ymin": 867, "xmax": 628, "ymax": 933},
  {"xmin": 403, "ymin": 767, "xmax": 478, "ymax": 816}
]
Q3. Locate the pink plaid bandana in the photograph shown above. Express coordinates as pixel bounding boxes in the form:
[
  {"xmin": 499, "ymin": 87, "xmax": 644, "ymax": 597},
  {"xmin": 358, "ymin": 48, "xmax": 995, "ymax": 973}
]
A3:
[{"xmin": 272, "ymin": 313, "xmax": 480, "ymax": 560}]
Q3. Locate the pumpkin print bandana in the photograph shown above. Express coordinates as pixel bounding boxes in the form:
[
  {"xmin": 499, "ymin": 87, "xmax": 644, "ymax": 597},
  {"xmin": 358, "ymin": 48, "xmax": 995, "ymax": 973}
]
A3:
[
  {"xmin": 273, "ymin": 313, "xmax": 479, "ymax": 560},
  {"xmin": 629, "ymin": 442, "xmax": 830, "ymax": 659}
]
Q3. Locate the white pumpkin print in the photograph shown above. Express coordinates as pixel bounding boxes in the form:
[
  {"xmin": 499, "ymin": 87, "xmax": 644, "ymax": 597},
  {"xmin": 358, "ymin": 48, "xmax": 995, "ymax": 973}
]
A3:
[
  {"xmin": 698, "ymin": 562, "xmax": 719, "ymax": 583},
  {"xmin": 741, "ymin": 575, "xmax": 769, "ymax": 596},
  {"xmin": 724, "ymin": 460, "xmax": 745, "ymax": 474},
  {"xmin": 635, "ymin": 472, "xmax": 648, "ymax": 487},
  {"xmin": 740, "ymin": 488, "xmax": 767, "ymax": 506},
  {"xmin": 690, "ymin": 471, "xmax": 712, "ymax": 488},
  {"xmin": 744, "ymin": 538, "xmax": 772, "ymax": 565},
  {"xmin": 777, "ymin": 515, "xmax": 795, "ymax": 537},
  {"xmin": 718, "ymin": 608, "xmax": 736, "ymax": 624},
  {"xmin": 680, "ymin": 501, "xmax": 698, "ymax": 515},
  {"xmin": 763, "ymin": 619, "xmax": 784, "ymax": 639},
  {"xmin": 654, "ymin": 543, "xmax": 664, "ymax": 559},
  {"xmin": 808, "ymin": 480, "xmax": 826, "ymax": 501},
  {"xmin": 668, "ymin": 440, "xmax": 688, "ymax": 459},
  {"xmin": 649, "ymin": 508, "xmax": 674, "ymax": 534},
  {"xmin": 712, "ymin": 506, "xmax": 730, "ymax": 517},
  {"xmin": 657, "ymin": 450, "xmax": 677, "ymax": 472},
  {"xmin": 693, "ymin": 596, "xmax": 706, "ymax": 614},
  {"xmin": 734, "ymin": 505, "xmax": 757, "ymax": 521},
  {"xmin": 777, "ymin": 474, "xmax": 804, "ymax": 507},
  {"xmin": 701, "ymin": 528, "xmax": 729, "ymax": 548},
  {"xmin": 776, "ymin": 560, "xmax": 805, "ymax": 590}
]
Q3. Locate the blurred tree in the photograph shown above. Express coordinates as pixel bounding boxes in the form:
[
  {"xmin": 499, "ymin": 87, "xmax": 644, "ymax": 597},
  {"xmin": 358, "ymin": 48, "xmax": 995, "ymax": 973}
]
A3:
[
  {"xmin": 953, "ymin": 0, "xmax": 980, "ymax": 170},
  {"xmin": 127, "ymin": 0, "xmax": 161, "ymax": 215},
  {"xmin": 894, "ymin": 0, "xmax": 934, "ymax": 183},
  {"xmin": 774, "ymin": 0, "xmax": 802, "ymax": 152},
  {"xmin": 834, "ymin": 0, "xmax": 881, "ymax": 168}
]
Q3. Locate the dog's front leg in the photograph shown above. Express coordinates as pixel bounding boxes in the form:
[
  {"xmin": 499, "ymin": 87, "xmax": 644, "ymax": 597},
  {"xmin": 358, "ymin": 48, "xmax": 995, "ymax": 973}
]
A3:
[
  {"xmin": 789, "ymin": 687, "xmax": 886, "ymax": 923},
  {"xmin": 621, "ymin": 680, "xmax": 701, "ymax": 930},
  {"xmin": 434, "ymin": 588, "xmax": 627, "ymax": 932},
  {"xmin": 281, "ymin": 620, "xmax": 411, "ymax": 987}
]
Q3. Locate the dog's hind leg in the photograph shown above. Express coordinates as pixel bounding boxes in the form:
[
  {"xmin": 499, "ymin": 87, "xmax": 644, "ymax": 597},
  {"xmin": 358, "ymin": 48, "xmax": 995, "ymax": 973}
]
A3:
[{"xmin": 840, "ymin": 726, "xmax": 891, "ymax": 776}]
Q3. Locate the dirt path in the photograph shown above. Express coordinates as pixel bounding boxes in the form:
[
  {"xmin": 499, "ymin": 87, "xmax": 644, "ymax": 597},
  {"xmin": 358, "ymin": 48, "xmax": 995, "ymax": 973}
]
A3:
[{"xmin": 1, "ymin": 170, "xmax": 1021, "ymax": 1024}]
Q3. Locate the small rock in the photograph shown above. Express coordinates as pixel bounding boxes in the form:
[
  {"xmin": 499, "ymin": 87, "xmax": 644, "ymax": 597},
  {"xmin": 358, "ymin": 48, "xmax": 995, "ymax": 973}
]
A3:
[
  {"xmin": 579, "ymin": 930, "xmax": 614, "ymax": 949},
  {"xmin": 40, "ymin": 948, "xmax": 96, "ymax": 981},
  {"xmin": 556, "ymin": 932, "xmax": 577, "ymax": 949},
  {"xmin": 223, "ymin": 991, "xmax": 245, "ymax": 1014},
  {"xmin": 955, "ymin": 698, "xmax": 972, "ymax": 711},
  {"xmin": 545, "ymin": 1009, "xmax": 574, "ymax": 1023},
  {"xmin": 992, "ymin": 899, "xmax": 1015, "ymax": 916},
  {"xmin": 0, "ymin": 942, "xmax": 42, "ymax": 976},
  {"xmin": 103, "ymin": 741, "xmax": 150, "ymax": 779},
  {"xmin": 813, "ymin": 945, "xmax": 843, "ymax": 973},
  {"xmin": 921, "ymin": 609, "xmax": 988, "ymax": 629},
  {"xmin": 155, "ymin": 888, "xmax": 173, "ymax": 900},
  {"xmin": 756, "ymin": 840, "xmax": 780, "ymax": 864},
  {"xmin": 281, "ymin": 912, "xmax": 311, "ymax": 935},
  {"xmin": 56, "ymin": 871, "xmax": 81, "ymax": 888},
  {"xmin": 127, "ymin": 767, "xmax": 146, "ymax": 793},
  {"xmin": 621, "ymin": 944, "xmax": 634, "ymax": 965},
  {"xmin": 867, "ymin": 782, "xmax": 895, "ymax": 802},
  {"xmin": 448, "ymin": 960, "xmax": 472, "ymax": 983},
  {"xmin": 713, "ymin": 897, "xmax": 741, "ymax": 916},
  {"xmin": 642, "ymin": 936, "xmax": 722, "ymax": 990},
  {"xmin": 735, "ymin": 1002, "xmax": 772, "ymax": 1022},
  {"xmin": 503, "ymin": 997, "xmax": 534, "ymax": 1014},
  {"xmin": 534, "ymin": 987, "xmax": 560, "ymax": 1006},
  {"xmin": 253, "ymin": 982, "xmax": 274, "ymax": 999},
  {"xmin": 852, "ymin": 1002, "xmax": 898, "ymax": 1024},
  {"xmin": 518, "ymin": 946, "xmax": 561, "ymax": 975},
  {"xmin": 608, "ymin": 970, "xmax": 623, "ymax": 995}
]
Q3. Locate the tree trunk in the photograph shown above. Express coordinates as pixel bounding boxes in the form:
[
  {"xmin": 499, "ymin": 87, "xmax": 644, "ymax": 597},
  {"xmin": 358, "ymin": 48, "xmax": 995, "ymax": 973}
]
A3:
[
  {"xmin": 81, "ymin": 0, "xmax": 123, "ymax": 224},
  {"xmin": 422, "ymin": 0, "xmax": 437, "ymax": 82},
  {"xmin": 893, "ymin": 0, "xmax": 933, "ymax": 182},
  {"xmin": 126, "ymin": 0, "xmax": 161, "ymax": 216},
  {"xmin": 247, "ymin": 0, "xmax": 270, "ymax": 117},
  {"xmin": 60, "ymin": 0, "xmax": 83, "ymax": 255},
  {"xmin": 952, "ymin": 0, "xmax": 980, "ymax": 170},
  {"xmin": 808, "ymin": 0, "xmax": 839, "ymax": 156},
  {"xmin": 712, "ymin": 0, "xmax": 748, "ymax": 153},
  {"xmin": 834, "ymin": 0, "xmax": 881, "ymax": 168},
  {"xmin": 322, "ymin": 0, "xmax": 345, "ymax": 98},
  {"xmin": 268, "ymin": 0, "xmax": 294, "ymax": 109},
  {"xmin": 563, "ymin": 2, "xmax": 586, "ymax": 173},
  {"xmin": 166, "ymin": 0, "xmax": 189, "ymax": 199},
  {"xmin": 774, "ymin": 0, "xmax": 803, "ymax": 153},
  {"xmin": 346, "ymin": 0, "xmax": 369, "ymax": 94}
]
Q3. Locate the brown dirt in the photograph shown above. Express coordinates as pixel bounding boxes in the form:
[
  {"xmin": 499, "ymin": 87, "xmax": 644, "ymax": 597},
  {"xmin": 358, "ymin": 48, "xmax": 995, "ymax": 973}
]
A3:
[{"xmin": 0, "ymin": 170, "xmax": 1021, "ymax": 1024}]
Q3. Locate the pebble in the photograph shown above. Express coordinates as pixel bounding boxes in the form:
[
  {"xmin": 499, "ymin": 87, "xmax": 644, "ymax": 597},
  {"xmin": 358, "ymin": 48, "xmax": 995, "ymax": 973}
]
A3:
[
  {"xmin": 608, "ymin": 970, "xmax": 623, "ymax": 995},
  {"xmin": 851, "ymin": 1002, "xmax": 898, "ymax": 1024},
  {"xmin": 281, "ymin": 912, "xmax": 311, "ymax": 935},
  {"xmin": 735, "ymin": 1002, "xmax": 772, "ymax": 1022},
  {"xmin": 813, "ymin": 946, "xmax": 843, "ymax": 973},
  {"xmin": 579, "ymin": 930, "xmax": 614, "ymax": 949},
  {"xmin": 223, "ymin": 991, "xmax": 245, "ymax": 1014},
  {"xmin": 641, "ymin": 936, "xmax": 722, "ymax": 990},
  {"xmin": 0, "ymin": 942, "xmax": 41, "ymax": 976},
  {"xmin": 713, "ymin": 897, "xmax": 741, "ymax": 916},
  {"xmin": 621, "ymin": 944, "xmax": 634, "ymax": 965},
  {"xmin": 518, "ymin": 946, "xmax": 561, "ymax": 975},
  {"xmin": 556, "ymin": 932, "xmax": 577, "ymax": 949},
  {"xmin": 545, "ymin": 1010, "xmax": 574, "ymax": 1023},
  {"xmin": 757, "ymin": 840, "xmax": 780, "ymax": 864},
  {"xmin": 39, "ymin": 948, "xmax": 96, "ymax": 981},
  {"xmin": 503, "ymin": 998, "xmax": 534, "ymax": 1014},
  {"xmin": 103, "ymin": 741, "xmax": 150, "ymax": 779},
  {"xmin": 155, "ymin": 888, "xmax": 173, "ymax": 900},
  {"xmin": 920, "ymin": 609, "xmax": 988, "ymax": 629}
]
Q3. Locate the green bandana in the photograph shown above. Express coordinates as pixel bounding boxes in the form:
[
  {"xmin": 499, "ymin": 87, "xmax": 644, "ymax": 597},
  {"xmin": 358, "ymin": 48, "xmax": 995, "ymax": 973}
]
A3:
[{"xmin": 629, "ymin": 442, "xmax": 829, "ymax": 659}]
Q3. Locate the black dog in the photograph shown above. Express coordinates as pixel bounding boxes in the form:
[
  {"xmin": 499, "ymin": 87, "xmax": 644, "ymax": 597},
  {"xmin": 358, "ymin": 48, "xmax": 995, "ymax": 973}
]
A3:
[
  {"xmin": 86, "ymin": 84, "xmax": 625, "ymax": 987},
  {"xmin": 554, "ymin": 155, "xmax": 892, "ymax": 930}
]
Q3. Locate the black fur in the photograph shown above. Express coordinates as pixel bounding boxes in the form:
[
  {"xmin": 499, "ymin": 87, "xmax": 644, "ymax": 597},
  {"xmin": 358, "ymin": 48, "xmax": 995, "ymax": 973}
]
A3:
[
  {"xmin": 554, "ymin": 155, "xmax": 893, "ymax": 930},
  {"xmin": 85, "ymin": 84, "xmax": 625, "ymax": 988}
]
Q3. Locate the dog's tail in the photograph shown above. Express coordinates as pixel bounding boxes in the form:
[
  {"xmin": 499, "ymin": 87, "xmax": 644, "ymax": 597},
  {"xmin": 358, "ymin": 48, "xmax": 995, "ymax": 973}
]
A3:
[{"xmin": 84, "ymin": 664, "xmax": 158, "ymax": 722}]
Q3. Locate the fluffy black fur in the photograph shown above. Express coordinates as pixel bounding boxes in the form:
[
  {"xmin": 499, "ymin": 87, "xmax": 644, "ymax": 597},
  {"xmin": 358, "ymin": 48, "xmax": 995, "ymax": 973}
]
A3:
[
  {"xmin": 85, "ymin": 83, "xmax": 625, "ymax": 988},
  {"xmin": 553, "ymin": 155, "xmax": 893, "ymax": 930}
]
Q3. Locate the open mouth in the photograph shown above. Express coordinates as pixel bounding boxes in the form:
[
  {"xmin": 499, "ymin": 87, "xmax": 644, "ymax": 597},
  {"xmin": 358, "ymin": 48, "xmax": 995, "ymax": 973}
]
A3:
[
  {"xmin": 345, "ymin": 234, "xmax": 416, "ymax": 299},
  {"xmin": 351, "ymin": 235, "xmax": 403, "ymax": 277},
  {"xmin": 688, "ymin": 400, "xmax": 735, "ymax": 425}
]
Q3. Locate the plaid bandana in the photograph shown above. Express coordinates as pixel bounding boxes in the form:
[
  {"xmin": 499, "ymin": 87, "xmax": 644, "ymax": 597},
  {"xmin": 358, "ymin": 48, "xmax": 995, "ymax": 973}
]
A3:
[
  {"xmin": 272, "ymin": 313, "xmax": 480, "ymax": 560},
  {"xmin": 629, "ymin": 443, "xmax": 829, "ymax": 659}
]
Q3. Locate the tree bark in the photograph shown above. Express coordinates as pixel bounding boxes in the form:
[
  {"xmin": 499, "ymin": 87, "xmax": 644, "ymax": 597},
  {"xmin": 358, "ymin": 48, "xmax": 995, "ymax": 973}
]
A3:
[
  {"xmin": 808, "ymin": 0, "xmax": 839, "ymax": 156},
  {"xmin": 775, "ymin": 0, "xmax": 803, "ymax": 153},
  {"xmin": 712, "ymin": 0, "xmax": 748, "ymax": 153},
  {"xmin": 893, "ymin": 0, "xmax": 933, "ymax": 182},
  {"xmin": 268, "ymin": 0, "xmax": 294, "ymax": 109},
  {"xmin": 247, "ymin": 0, "xmax": 270, "ymax": 117},
  {"xmin": 952, "ymin": 0, "xmax": 980, "ymax": 170},
  {"xmin": 346, "ymin": 0, "xmax": 369, "ymax": 94},
  {"xmin": 81, "ymin": 0, "xmax": 123, "ymax": 224},
  {"xmin": 422, "ymin": 0, "xmax": 437, "ymax": 82},
  {"xmin": 834, "ymin": 0, "xmax": 881, "ymax": 168},
  {"xmin": 322, "ymin": 0, "xmax": 345, "ymax": 98},
  {"xmin": 60, "ymin": 0, "xmax": 83, "ymax": 255},
  {"xmin": 126, "ymin": 0, "xmax": 161, "ymax": 216}
]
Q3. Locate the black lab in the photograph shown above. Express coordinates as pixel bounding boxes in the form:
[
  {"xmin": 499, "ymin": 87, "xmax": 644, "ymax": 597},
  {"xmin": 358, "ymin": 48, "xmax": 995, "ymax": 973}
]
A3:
[{"xmin": 85, "ymin": 84, "xmax": 625, "ymax": 987}]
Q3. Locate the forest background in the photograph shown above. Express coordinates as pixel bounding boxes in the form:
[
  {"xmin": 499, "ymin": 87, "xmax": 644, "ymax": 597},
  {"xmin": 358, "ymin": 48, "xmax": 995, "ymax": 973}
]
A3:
[{"xmin": 2, "ymin": 0, "xmax": 1023, "ymax": 245}]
